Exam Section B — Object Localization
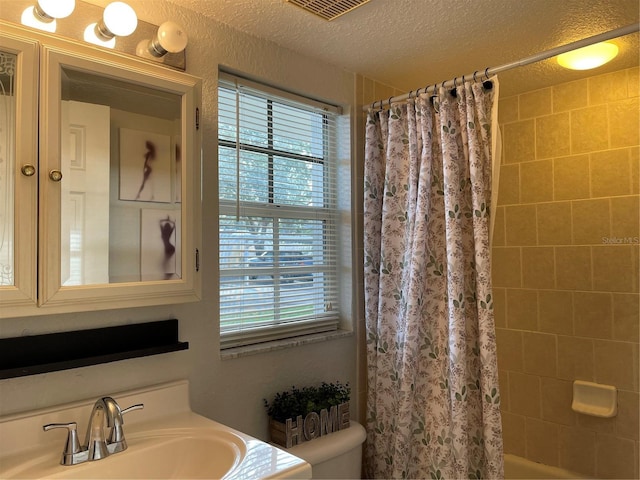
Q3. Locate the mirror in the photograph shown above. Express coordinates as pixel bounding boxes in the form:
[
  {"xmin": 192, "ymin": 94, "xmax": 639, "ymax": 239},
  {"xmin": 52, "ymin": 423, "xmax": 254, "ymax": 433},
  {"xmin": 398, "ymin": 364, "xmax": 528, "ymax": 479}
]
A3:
[
  {"xmin": 60, "ymin": 66, "xmax": 182, "ymax": 285},
  {"xmin": 0, "ymin": 50, "xmax": 16, "ymax": 288}
]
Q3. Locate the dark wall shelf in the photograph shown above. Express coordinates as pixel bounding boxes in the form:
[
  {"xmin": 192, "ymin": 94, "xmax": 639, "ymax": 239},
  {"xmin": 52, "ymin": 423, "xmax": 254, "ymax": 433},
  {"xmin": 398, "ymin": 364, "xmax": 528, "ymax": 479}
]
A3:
[{"xmin": 0, "ymin": 319, "xmax": 188, "ymax": 379}]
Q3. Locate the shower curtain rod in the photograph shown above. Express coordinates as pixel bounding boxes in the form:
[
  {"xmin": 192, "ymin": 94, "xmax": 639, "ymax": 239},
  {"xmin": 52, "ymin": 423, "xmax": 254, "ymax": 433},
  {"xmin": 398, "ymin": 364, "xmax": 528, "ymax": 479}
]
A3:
[{"xmin": 363, "ymin": 22, "xmax": 640, "ymax": 111}]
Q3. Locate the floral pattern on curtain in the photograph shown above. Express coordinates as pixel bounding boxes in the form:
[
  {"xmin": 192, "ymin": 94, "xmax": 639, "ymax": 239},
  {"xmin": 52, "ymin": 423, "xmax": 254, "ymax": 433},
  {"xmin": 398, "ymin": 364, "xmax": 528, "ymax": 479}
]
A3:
[{"xmin": 363, "ymin": 78, "xmax": 503, "ymax": 480}]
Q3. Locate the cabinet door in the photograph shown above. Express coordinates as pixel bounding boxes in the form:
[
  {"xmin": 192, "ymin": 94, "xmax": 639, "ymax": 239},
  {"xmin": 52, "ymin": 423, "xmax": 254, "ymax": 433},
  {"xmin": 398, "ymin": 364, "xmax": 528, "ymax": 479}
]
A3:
[
  {"xmin": 37, "ymin": 40, "xmax": 201, "ymax": 312},
  {"xmin": 0, "ymin": 32, "xmax": 38, "ymax": 312}
]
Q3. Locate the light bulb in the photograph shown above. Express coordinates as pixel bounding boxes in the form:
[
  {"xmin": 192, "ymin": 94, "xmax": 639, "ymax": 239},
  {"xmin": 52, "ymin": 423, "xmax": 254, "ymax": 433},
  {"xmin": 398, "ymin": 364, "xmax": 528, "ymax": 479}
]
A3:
[
  {"xmin": 36, "ymin": 0, "xmax": 75, "ymax": 19},
  {"xmin": 21, "ymin": 6, "xmax": 57, "ymax": 32},
  {"xmin": 84, "ymin": 23, "xmax": 116, "ymax": 48},
  {"xmin": 103, "ymin": 2, "xmax": 138, "ymax": 37},
  {"xmin": 557, "ymin": 42, "xmax": 619, "ymax": 70},
  {"xmin": 149, "ymin": 21, "xmax": 188, "ymax": 57}
]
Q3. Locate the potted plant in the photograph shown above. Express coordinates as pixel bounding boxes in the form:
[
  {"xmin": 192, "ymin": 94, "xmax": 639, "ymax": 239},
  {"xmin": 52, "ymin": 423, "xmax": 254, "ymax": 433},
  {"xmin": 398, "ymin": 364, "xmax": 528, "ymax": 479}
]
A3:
[{"xmin": 264, "ymin": 382, "xmax": 350, "ymax": 448}]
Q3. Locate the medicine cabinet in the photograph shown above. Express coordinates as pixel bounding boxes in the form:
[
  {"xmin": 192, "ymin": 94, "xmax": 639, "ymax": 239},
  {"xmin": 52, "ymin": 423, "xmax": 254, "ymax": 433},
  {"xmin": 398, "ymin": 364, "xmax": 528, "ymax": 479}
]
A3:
[{"xmin": 0, "ymin": 21, "xmax": 202, "ymax": 318}]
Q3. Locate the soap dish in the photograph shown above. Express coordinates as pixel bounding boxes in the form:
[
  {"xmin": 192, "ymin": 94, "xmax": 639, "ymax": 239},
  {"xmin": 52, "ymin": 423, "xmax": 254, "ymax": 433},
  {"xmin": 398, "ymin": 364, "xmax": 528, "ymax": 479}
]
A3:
[{"xmin": 571, "ymin": 380, "xmax": 617, "ymax": 418}]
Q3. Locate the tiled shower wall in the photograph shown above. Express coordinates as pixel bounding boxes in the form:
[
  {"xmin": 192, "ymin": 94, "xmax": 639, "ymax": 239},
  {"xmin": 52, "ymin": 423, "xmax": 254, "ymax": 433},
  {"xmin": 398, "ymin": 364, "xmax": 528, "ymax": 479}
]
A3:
[{"xmin": 493, "ymin": 67, "xmax": 639, "ymax": 479}]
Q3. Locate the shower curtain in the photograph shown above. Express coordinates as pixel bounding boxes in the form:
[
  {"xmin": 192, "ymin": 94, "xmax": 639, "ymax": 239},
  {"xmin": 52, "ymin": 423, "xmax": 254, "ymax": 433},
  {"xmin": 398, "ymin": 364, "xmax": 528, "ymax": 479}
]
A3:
[{"xmin": 363, "ymin": 78, "xmax": 503, "ymax": 479}]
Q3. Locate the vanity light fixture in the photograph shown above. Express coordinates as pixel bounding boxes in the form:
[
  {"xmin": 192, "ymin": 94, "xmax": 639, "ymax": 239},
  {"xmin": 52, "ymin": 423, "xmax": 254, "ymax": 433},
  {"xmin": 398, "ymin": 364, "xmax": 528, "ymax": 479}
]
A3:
[
  {"xmin": 557, "ymin": 41, "xmax": 619, "ymax": 70},
  {"xmin": 137, "ymin": 21, "xmax": 188, "ymax": 60},
  {"xmin": 21, "ymin": 0, "xmax": 76, "ymax": 33},
  {"xmin": 84, "ymin": 1, "xmax": 138, "ymax": 49}
]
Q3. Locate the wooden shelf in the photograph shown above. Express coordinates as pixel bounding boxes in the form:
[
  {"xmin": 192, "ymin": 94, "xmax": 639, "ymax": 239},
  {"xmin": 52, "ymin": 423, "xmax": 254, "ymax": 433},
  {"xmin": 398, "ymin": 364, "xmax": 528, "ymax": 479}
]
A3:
[{"xmin": 0, "ymin": 319, "xmax": 188, "ymax": 379}]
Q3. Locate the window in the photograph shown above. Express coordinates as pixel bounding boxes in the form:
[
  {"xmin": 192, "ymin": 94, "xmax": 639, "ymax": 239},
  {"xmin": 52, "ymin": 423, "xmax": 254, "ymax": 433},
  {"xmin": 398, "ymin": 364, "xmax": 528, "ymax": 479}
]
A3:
[{"xmin": 218, "ymin": 73, "xmax": 341, "ymax": 349}]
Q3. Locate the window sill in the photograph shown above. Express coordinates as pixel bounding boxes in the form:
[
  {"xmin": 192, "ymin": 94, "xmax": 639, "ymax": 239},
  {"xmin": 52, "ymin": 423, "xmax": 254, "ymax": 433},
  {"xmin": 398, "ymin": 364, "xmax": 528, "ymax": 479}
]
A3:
[{"xmin": 220, "ymin": 329, "xmax": 353, "ymax": 360}]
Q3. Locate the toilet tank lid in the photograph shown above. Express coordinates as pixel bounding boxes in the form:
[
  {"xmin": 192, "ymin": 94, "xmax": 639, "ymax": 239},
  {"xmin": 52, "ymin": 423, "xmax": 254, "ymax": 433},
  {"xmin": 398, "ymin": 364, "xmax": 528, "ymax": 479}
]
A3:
[{"xmin": 281, "ymin": 421, "xmax": 366, "ymax": 466}]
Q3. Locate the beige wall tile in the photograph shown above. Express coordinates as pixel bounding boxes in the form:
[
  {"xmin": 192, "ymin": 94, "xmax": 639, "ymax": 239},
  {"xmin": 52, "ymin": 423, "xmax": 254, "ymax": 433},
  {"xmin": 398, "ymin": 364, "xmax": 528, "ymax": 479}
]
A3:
[
  {"xmin": 613, "ymin": 293, "xmax": 639, "ymax": 342},
  {"xmin": 610, "ymin": 195, "xmax": 640, "ymax": 241},
  {"xmin": 499, "ymin": 369, "xmax": 510, "ymax": 412},
  {"xmin": 492, "ymin": 247, "xmax": 522, "ymax": 288},
  {"xmin": 522, "ymin": 247, "xmax": 555, "ymax": 289},
  {"xmin": 554, "ymin": 155, "xmax": 590, "ymax": 201},
  {"xmin": 574, "ymin": 291, "xmax": 613, "ymax": 339},
  {"xmin": 536, "ymin": 112, "xmax": 571, "ymax": 159},
  {"xmin": 589, "ymin": 70, "xmax": 629, "ymax": 105},
  {"xmin": 520, "ymin": 160, "xmax": 553, "ymax": 203},
  {"xmin": 537, "ymin": 202, "xmax": 572, "ymax": 245},
  {"xmin": 577, "ymin": 411, "xmax": 616, "ymax": 434},
  {"xmin": 557, "ymin": 335, "xmax": 594, "ymax": 381},
  {"xmin": 590, "ymin": 149, "xmax": 632, "ymax": 197},
  {"xmin": 616, "ymin": 390, "xmax": 639, "ymax": 440},
  {"xmin": 505, "ymin": 205, "xmax": 537, "ymax": 246},
  {"xmin": 496, "ymin": 328, "xmax": 524, "ymax": 372},
  {"xmin": 499, "ymin": 95, "xmax": 519, "ymax": 124},
  {"xmin": 571, "ymin": 106, "xmax": 609, "ymax": 154},
  {"xmin": 501, "ymin": 412, "xmax": 526, "ymax": 456},
  {"xmin": 497, "ymin": 164, "xmax": 520, "ymax": 205},
  {"xmin": 520, "ymin": 88, "xmax": 552, "ymax": 119},
  {"xmin": 610, "ymin": 98, "xmax": 640, "ymax": 148},
  {"xmin": 594, "ymin": 339, "xmax": 637, "ymax": 391},
  {"xmin": 539, "ymin": 290, "xmax": 573, "ymax": 335},
  {"xmin": 493, "ymin": 287, "xmax": 507, "ymax": 328},
  {"xmin": 523, "ymin": 332, "xmax": 557, "ymax": 376},
  {"xmin": 504, "ymin": 120, "xmax": 535, "ymax": 163},
  {"xmin": 509, "ymin": 372, "xmax": 541, "ymax": 417},
  {"xmin": 541, "ymin": 377, "xmax": 576, "ymax": 426},
  {"xmin": 555, "ymin": 246, "xmax": 592, "ymax": 291},
  {"xmin": 596, "ymin": 433, "xmax": 637, "ymax": 479},
  {"xmin": 525, "ymin": 418, "xmax": 559, "ymax": 466},
  {"xmin": 632, "ymin": 147, "xmax": 639, "ymax": 195},
  {"xmin": 572, "ymin": 199, "xmax": 611, "ymax": 245},
  {"xmin": 506, "ymin": 288, "xmax": 538, "ymax": 330},
  {"xmin": 493, "ymin": 206, "xmax": 505, "ymax": 247},
  {"xmin": 553, "ymin": 79, "xmax": 589, "ymax": 113},
  {"xmin": 592, "ymin": 245, "xmax": 636, "ymax": 292},
  {"xmin": 558, "ymin": 426, "xmax": 596, "ymax": 477},
  {"xmin": 629, "ymin": 67, "xmax": 639, "ymax": 98}
]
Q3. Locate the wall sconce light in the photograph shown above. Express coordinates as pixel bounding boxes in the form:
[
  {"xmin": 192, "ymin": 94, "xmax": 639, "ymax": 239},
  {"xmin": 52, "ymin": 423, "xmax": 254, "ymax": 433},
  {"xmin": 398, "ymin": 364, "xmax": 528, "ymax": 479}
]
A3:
[
  {"xmin": 557, "ymin": 42, "xmax": 619, "ymax": 70},
  {"xmin": 84, "ymin": 1, "xmax": 138, "ymax": 48},
  {"xmin": 136, "ymin": 21, "xmax": 188, "ymax": 60},
  {"xmin": 21, "ymin": 0, "xmax": 76, "ymax": 33}
]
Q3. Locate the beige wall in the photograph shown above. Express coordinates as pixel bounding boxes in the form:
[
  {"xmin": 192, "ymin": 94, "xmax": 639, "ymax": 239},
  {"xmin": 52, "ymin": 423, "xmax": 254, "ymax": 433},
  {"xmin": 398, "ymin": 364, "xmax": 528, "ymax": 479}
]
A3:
[
  {"xmin": 0, "ymin": 1, "xmax": 358, "ymax": 444},
  {"xmin": 494, "ymin": 67, "xmax": 639, "ymax": 479}
]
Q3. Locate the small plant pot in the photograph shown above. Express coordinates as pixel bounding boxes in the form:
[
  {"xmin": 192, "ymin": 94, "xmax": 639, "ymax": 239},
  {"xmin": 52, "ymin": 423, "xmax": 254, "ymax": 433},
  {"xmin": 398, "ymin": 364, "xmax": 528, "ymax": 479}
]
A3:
[{"xmin": 269, "ymin": 402, "xmax": 350, "ymax": 448}]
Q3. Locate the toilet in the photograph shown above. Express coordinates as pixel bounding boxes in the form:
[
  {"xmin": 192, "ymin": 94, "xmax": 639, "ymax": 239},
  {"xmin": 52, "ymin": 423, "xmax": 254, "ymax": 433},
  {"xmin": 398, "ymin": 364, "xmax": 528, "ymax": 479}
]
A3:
[{"xmin": 283, "ymin": 421, "xmax": 366, "ymax": 479}]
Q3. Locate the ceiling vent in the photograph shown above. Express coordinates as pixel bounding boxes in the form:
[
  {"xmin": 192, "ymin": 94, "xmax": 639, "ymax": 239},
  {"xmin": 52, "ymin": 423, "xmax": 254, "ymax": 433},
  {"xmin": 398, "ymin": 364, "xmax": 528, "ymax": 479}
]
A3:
[{"xmin": 286, "ymin": 0, "xmax": 371, "ymax": 21}]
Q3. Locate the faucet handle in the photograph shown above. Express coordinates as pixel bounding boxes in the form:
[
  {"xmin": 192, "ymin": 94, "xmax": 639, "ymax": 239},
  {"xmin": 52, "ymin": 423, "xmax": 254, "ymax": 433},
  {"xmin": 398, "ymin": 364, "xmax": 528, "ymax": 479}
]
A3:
[
  {"xmin": 107, "ymin": 403, "xmax": 144, "ymax": 453},
  {"xmin": 121, "ymin": 403, "xmax": 144, "ymax": 416},
  {"xmin": 43, "ymin": 422, "xmax": 83, "ymax": 465}
]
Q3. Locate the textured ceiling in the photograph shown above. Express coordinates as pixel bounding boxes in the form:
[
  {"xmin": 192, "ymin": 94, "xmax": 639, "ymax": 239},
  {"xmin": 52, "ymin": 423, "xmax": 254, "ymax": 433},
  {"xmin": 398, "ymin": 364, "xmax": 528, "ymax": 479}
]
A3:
[
  {"xmin": 85, "ymin": 0, "xmax": 638, "ymax": 98},
  {"xmin": 162, "ymin": 0, "xmax": 639, "ymax": 97}
]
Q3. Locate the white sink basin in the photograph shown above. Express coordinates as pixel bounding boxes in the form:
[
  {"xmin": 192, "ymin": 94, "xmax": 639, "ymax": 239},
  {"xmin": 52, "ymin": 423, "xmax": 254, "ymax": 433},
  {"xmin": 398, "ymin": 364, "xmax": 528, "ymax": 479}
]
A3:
[{"xmin": 0, "ymin": 381, "xmax": 310, "ymax": 480}]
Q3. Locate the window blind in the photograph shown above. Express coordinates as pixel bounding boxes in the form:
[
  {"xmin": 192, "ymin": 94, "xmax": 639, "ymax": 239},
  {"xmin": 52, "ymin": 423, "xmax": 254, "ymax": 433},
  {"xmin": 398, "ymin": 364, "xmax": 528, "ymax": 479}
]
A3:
[{"xmin": 218, "ymin": 72, "xmax": 341, "ymax": 349}]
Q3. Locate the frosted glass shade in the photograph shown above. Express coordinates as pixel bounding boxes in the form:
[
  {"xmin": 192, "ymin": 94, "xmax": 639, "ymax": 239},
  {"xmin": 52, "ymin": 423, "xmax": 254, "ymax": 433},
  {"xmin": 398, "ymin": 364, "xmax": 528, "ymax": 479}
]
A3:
[
  {"xmin": 157, "ymin": 21, "xmax": 188, "ymax": 53},
  {"xmin": 103, "ymin": 2, "xmax": 138, "ymax": 37},
  {"xmin": 557, "ymin": 42, "xmax": 619, "ymax": 70},
  {"xmin": 37, "ymin": 0, "xmax": 75, "ymax": 19}
]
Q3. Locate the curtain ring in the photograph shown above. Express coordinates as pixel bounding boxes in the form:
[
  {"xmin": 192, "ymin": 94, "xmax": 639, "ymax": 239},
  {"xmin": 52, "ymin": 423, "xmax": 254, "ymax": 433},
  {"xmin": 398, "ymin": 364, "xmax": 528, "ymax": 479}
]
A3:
[
  {"xmin": 453, "ymin": 77, "xmax": 458, "ymax": 88},
  {"xmin": 473, "ymin": 71, "xmax": 478, "ymax": 82},
  {"xmin": 408, "ymin": 90, "xmax": 413, "ymax": 100},
  {"xmin": 462, "ymin": 75, "xmax": 465, "ymax": 85},
  {"xmin": 388, "ymin": 96, "xmax": 393, "ymax": 108},
  {"xmin": 484, "ymin": 67, "xmax": 490, "ymax": 80}
]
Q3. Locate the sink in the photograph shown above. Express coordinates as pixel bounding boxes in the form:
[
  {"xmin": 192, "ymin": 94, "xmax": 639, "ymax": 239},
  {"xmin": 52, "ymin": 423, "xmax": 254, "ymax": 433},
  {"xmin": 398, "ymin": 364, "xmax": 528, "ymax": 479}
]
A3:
[
  {"xmin": 0, "ymin": 381, "xmax": 310, "ymax": 480},
  {"xmin": 3, "ymin": 429, "xmax": 245, "ymax": 479}
]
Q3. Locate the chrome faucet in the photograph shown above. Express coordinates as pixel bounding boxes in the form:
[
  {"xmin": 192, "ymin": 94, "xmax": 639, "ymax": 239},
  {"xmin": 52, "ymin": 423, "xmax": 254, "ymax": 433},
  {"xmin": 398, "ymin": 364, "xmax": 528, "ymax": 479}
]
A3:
[{"xmin": 43, "ymin": 397, "xmax": 143, "ymax": 466}]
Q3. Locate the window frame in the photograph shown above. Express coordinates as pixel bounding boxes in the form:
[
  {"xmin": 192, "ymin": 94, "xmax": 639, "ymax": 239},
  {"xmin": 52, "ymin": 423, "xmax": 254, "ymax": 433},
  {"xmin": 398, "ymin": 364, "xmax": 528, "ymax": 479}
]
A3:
[{"xmin": 217, "ymin": 72, "xmax": 342, "ymax": 350}]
